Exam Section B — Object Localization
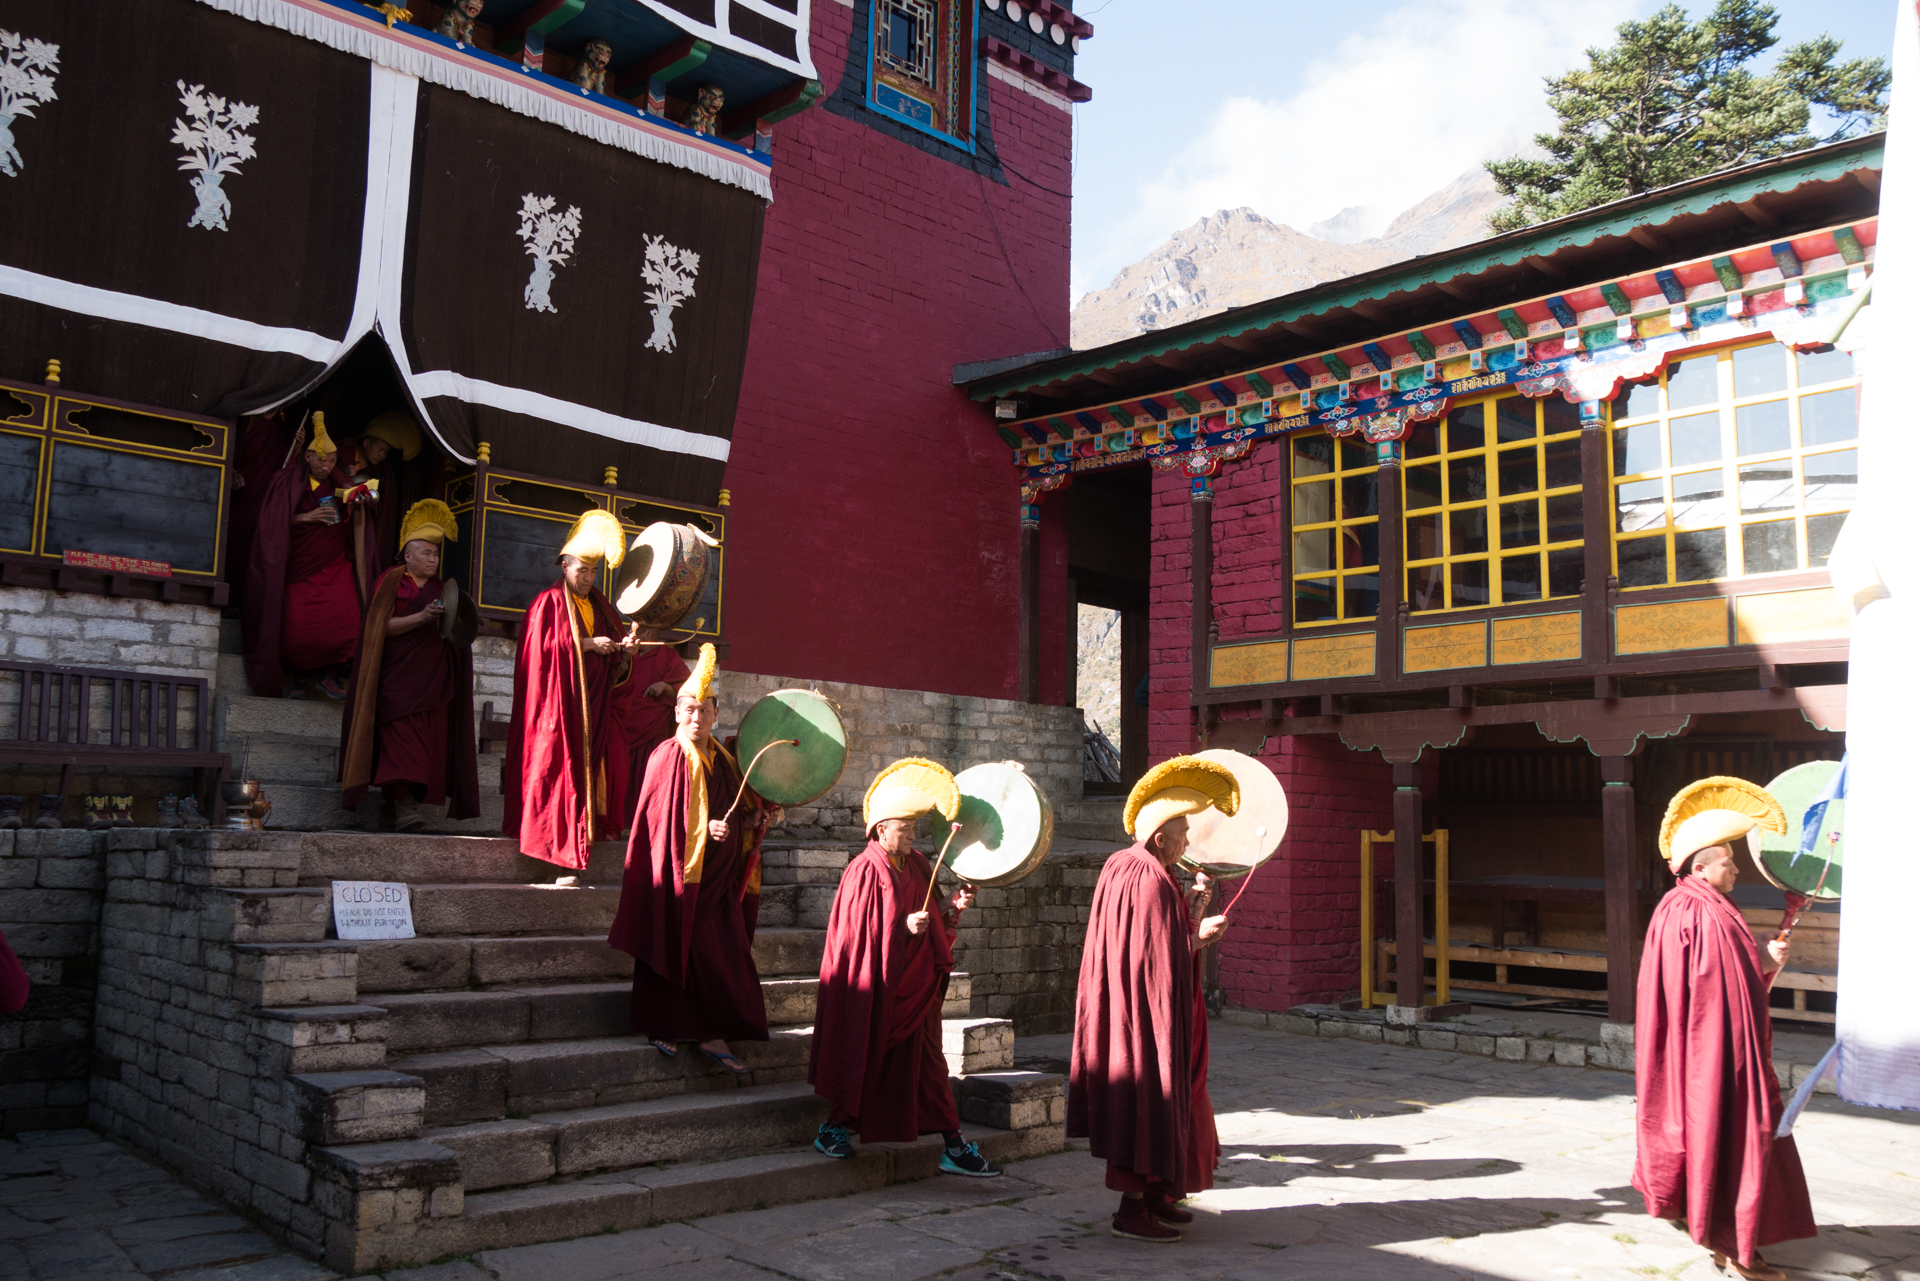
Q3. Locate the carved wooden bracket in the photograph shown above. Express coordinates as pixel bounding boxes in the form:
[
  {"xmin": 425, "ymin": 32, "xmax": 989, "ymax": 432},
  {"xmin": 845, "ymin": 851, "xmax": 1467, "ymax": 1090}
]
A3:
[
  {"xmin": 1336, "ymin": 710, "xmax": 1471, "ymax": 764},
  {"xmin": 1533, "ymin": 703, "xmax": 1690, "ymax": 757}
]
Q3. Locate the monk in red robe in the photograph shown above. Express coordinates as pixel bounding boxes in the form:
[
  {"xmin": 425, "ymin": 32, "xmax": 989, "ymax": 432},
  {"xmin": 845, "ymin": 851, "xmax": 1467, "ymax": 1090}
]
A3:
[
  {"xmin": 809, "ymin": 758, "xmax": 998, "ymax": 1177},
  {"xmin": 607, "ymin": 644, "xmax": 779, "ymax": 1070},
  {"xmin": 1634, "ymin": 776, "xmax": 1815, "ymax": 1281},
  {"xmin": 338, "ymin": 500, "xmax": 479, "ymax": 832},
  {"xmin": 503, "ymin": 509, "xmax": 637, "ymax": 869},
  {"xmin": 1069, "ymin": 755, "xmax": 1237, "ymax": 1243},
  {"xmin": 620, "ymin": 629, "xmax": 690, "ymax": 833},
  {"xmin": 243, "ymin": 414, "xmax": 381, "ymax": 700}
]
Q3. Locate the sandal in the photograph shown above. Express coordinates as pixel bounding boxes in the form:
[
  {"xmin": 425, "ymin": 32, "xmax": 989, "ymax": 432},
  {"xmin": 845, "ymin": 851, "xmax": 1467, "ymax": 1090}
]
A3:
[
  {"xmin": 649, "ymin": 1037, "xmax": 678, "ymax": 1058},
  {"xmin": 703, "ymin": 1048, "xmax": 749, "ymax": 1075}
]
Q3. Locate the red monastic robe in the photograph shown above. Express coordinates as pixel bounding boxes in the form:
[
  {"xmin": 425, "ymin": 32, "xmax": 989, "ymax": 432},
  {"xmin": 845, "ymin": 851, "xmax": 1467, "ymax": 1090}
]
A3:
[
  {"xmin": 226, "ymin": 415, "xmax": 289, "ymax": 618},
  {"xmin": 241, "ymin": 460, "xmax": 379, "ymax": 697},
  {"xmin": 0, "ymin": 928, "xmax": 29, "ymax": 1014},
  {"xmin": 503, "ymin": 581, "xmax": 632, "ymax": 869},
  {"xmin": 1068, "ymin": 844, "xmax": 1198, "ymax": 1194},
  {"xmin": 809, "ymin": 841, "xmax": 960, "ymax": 1142},
  {"xmin": 623, "ymin": 646, "xmax": 692, "ymax": 812},
  {"xmin": 338, "ymin": 569, "xmax": 479, "ymax": 817},
  {"xmin": 1186, "ymin": 907, "xmax": 1221, "ymax": 1193},
  {"xmin": 606, "ymin": 736, "xmax": 767, "ymax": 1042},
  {"xmin": 1633, "ymin": 875, "xmax": 1817, "ymax": 1264}
]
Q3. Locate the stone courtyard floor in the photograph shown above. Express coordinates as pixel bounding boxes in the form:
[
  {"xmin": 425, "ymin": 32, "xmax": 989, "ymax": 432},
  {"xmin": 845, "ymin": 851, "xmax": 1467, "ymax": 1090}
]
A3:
[{"xmin": 4, "ymin": 1022, "xmax": 1916, "ymax": 1281}]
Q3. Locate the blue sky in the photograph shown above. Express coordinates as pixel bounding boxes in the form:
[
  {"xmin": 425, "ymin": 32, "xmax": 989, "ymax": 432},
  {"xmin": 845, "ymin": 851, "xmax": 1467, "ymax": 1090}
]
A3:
[{"xmin": 1065, "ymin": 1, "xmax": 1898, "ymax": 305}]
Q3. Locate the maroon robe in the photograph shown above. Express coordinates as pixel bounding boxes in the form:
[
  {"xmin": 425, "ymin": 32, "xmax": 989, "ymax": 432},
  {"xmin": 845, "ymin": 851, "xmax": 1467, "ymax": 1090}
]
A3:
[
  {"xmin": 0, "ymin": 927, "xmax": 28, "ymax": 1014},
  {"xmin": 606, "ymin": 736, "xmax": 767, "ymax": 1042},
  {"xmin": 503, "ymin": 581, "xmax": 633, "ymax": 869},
  {"xmin": 1187, "ymin": 904, "xmax": 1221, "ymax": 1193},
  {"xmin": 623, "ymin": 646, "xmax": 692, "ymax": 812},
  {"xmin": 241, "ymin": 460, "xmax": 379, "ymax": 697},
  {"xmin": 226, "ymin": 414, "xmax": 290, "ymax": 618},
  {"xmin": 809, "ymin": 841, "xmax": 960, "ymax": 1141},
  {"xmin": 1068, "ymin": 844, "xmax": 1198, "ymax": 1194},
  {"xmin": 1633, "ymin": 875, "xmax": 1817, "ymax": 1264},
  {"xmin": 338, "ymin": 569, "xmax": 479, "ymax": 817}
]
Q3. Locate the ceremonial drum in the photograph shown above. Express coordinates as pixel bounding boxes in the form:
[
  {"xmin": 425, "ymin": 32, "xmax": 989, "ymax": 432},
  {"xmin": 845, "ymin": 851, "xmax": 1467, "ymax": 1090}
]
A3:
[
  {"xmin": 733, "ymin": 690, "xmax": 848, "ymax": 807},
  {"xmin": 947, "ymin": 762, "xmax": 1055, "ymax": 888},
  {"xmin": 1754, "ymin": 760, "xmax": 1845, "ymax": 900},
  {"xmin": 613, "ymin": 522, "xmax": 713, "ymax": 629},
  {"xmin": 1179, "ymin": 748, "xmax": 1288, "ymax": 881}
]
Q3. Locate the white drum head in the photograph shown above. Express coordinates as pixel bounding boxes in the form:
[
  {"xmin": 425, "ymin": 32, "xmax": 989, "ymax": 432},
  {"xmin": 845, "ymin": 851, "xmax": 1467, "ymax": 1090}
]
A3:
[
  {"xmin": 615, "ymin": 522, "xmax": 676, "ymax": 615},
  {"xmin": 1182, "ymin": 748, "xmax": 1288, "ymax": 880}
]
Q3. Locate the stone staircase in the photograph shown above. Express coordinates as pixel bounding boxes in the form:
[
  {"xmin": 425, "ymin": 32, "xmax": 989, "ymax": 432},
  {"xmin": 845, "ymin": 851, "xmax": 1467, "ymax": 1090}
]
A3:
[{"xmin": 137, "ymin": 831, "xmax": 1063, "ymax": 1273}]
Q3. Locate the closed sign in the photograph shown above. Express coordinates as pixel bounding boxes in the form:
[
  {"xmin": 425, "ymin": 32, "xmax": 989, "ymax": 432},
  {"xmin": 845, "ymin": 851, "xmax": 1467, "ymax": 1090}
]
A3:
[{"xmin": 331, "ymin": 881, "xmax": 415, "ymax": 940}]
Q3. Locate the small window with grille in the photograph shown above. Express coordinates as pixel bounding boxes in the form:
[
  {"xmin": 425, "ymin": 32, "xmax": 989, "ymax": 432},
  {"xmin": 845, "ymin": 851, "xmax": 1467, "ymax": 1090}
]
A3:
[
  {"xmin": 867, "ymin": 0, "xmax": 975, "ymax": 150},
  {"xmin": 879, "ymin": 0, "xmax": 935, "ymax": 85}
]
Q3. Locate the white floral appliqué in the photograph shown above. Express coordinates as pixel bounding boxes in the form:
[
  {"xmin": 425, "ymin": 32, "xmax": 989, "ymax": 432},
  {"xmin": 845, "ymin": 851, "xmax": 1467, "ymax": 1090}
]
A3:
[
  {"xmin": 642, "ymin": 235, "xmax": 699, "ymax": 354},
  {"xmin": 171, "ymin": 81, "xmax": 259, "ymax": 231},
  {"xmin": 516, "ymin": 193, "xmax": 582, "ymax": 315},
  {"xmin": 0, "ymin": 29, "xmax": 61, "ymax": 179}
]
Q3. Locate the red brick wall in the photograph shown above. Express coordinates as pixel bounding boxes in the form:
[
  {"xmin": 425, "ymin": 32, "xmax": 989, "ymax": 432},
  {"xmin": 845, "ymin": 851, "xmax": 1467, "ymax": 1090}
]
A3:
[{"xmin": 722, "ymin": 10, "xmax": 1073, "ymax": 702}]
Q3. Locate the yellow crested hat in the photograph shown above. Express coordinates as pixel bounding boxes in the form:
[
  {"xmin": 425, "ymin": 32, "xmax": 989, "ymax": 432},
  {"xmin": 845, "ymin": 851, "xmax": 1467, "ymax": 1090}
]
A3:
[
  {"xmin": 308, "ymin": 412, "xmax": 337, "ymax": 456},
  {"xmin": 363, "ymin": 411, "xmax": 424, "ymax": 461},
  {"xmin": 1659, "ymin": 775, "xmax": 1788, "ymax": 872},
  {"xmin": 559, "ymin": 509, "xmax": 625, "ymax": 566},
  {"xmin": 1125, "ymin": 754, "xmax": 1240, "ymax": 839},
  {"xmin": 398, "ymin": 498, "xmax": 457, "ymax": 548},
  {"xmin": 678, "ymin": 642, "xmax": 717, "ymax": 702},
  {"xmin": 864, "ymin": 757, "xmax": 960, "ymax": 832}
]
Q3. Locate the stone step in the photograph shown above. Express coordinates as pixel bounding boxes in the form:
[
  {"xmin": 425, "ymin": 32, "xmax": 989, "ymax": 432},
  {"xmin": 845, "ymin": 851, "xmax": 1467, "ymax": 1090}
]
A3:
[
  {"xmin": 239, "ymin": 737, "xmax": 342, "ymax": 786},
  {"xmin": 1055, "ymin": 797, "xmax": 1124, "ymax": 842},
  {"xmin": 220, "ymin": 691, "xmax": 344, "ymax": 740},
  {"xmin": 353, "ymin": 927, "xmax": 826, "ymax": 994},
  {"xmin": 287, "ymin": 833, "xmax": 627, "ymax": 888}
]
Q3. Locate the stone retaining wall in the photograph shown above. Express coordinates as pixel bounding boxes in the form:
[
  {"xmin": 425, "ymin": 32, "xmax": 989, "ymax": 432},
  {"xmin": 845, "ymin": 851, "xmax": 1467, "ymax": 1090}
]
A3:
[{"xmin": 0, "ymin": 829, "xmax": 106, "ymax": 1134}]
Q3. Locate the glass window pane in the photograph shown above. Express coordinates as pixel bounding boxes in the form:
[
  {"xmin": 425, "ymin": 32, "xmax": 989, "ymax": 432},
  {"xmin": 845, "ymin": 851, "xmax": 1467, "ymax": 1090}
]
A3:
[
  {"xmin": 1542, "ymin": 396, "xmax": 1580, "ymax": 436},
  {"xmin": 1547, "ymin": 546, "xmax": 1585, "ymax": 597},
  {"xmin": 1546, "ymin": 492, "xmax": 1584, "ymax": 543},
  {"xmin": 1404, "ymin": 463, "xmax": 1442, "ymax": 511},
  {"xmin": 1407, "ymin": 561, "xmax": 1445, "ymax": 612},
  {"xmin": 1669, "ymin": 411, "xmax": 1723, "ymax": 466},
  {"xmin": 1343, "ymin": 574, "xmax": 1380, "ymax": 620},
  {"xmin": 1733, "ymin": 343, "xmax": 1789, "ymax": 397},
  {"xmin": 1450, "ymin": 507, "xmax": 1489, "ymax": 556},
  {"xmin": 1294, "ymin": 577, "xmax": 1336, "ymax": 623},
  {"xmin": 1446, "ymin": 405, "xmax": 1484, "ymax": 452},
  {"xmin": 1341, "ymin": 473, "xmax": 1377, "ymax": 520},
  {"xmin": 1495, "ymin": 397, "xmax": 1536, "ymax": 443},
  {"xmin": 1498, "ymin": 447, "xmax": 1538, "ymax": 496},
  {"xmin": 1796, "ymin": 346, "xmax": 1854, "ymax": 388},
  {"xmin": 1622, "ymin": 381, "xmax": 1661, "ymax": 419},
  {"xmin": 1293, "ymin": 434, "xmax": 1334, "ymax": 477},
  {"xmin": 1405, "ymin": 513, "xmax": 1443, "ymax": 561},
  {"xmin": 1615, "ymin": 478, "xmax": 1666, "ymax": 532},
  {"xmin": 1542, "ymin": 437, "xmax": 1581, "ymax": 489},
  {"xmin": 1802, "ymin": 449, "xmax": 1857, "ymax": 509},
  {"xmin": 1294, "ymin": 479, "xmax": 1333, "ymax": 525},
  {"xmin": 1500, "ymin": 498, "xmax": 1540, "ymax": 549},
  {"xmin": 1742, "ymin": 519, "xmax": 1798, "ymax": 574},
  {"xmin": 1340, "ymin": 439, "xmax": 1373, "ymax": 472},
  {"xmin": 1501, "ymin": 552, "xmax": 1542, "ymax": 602},
  {"xmin": 1448, "ymin": 456, "xmax": 1487, "ymax": 504},
  {"xmin": 1613, "ymin": 423, "xmax": 1662, "ymax": 476},
  {"xmin": 1671, "ymin": 469, "xmax": 1727, "ymax": 526},
  {"xmin": 1404, "ymin": 416, "xmax": 1440, "ymax": 459},
  {"xmin": 1450, "ymin": 560, "xmax": 1490, "ymax": 609},
  {"xmin": 1344, "ymin": 521, "xmax": 1380, "ymax": 568},
  {"xmin": 1293, "ymin": 528, "xmax": 1334, "ymax": 574},
  {"xmin": 1807, "ymin": 512, "xmax": 1847, "ymax": 567},
  {"xmin": 1667, "ymin": 355, "xmax": 1719, "ymax": 410},
  {"xmin": 1799, "ymin": 388, "xmax": 1857, "ymax": 445},
  {"xmin": 1737, "ymin": 461, "xmax": 1794, "ymax": 514},
  {"xmin": 1673, "ymin": 527, "xmax": 1727, "ymax": 582},
  {"xmin": 1618, "ymin": 535, "xmax": 1668, "ymax": 588},
  {"xmin": 1735, "ymin": 400, "xmax": 1791, "ymax": 456}
]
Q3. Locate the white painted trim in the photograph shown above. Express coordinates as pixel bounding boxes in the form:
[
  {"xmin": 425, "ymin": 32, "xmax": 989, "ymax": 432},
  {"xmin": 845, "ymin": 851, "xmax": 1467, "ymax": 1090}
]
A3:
[
  {"xmin": 986, "ymin": 56, "xmax": 1073, "ymax": 112},
  {"xmin": 633, "ymin": 0, "xmax": 818, "ymax": 81},
  {"xmin": 0, "ymin": 264, "xmax": 341, "ymax": 363},
  {"xmin": 409, "ymin": 370, "xmax": 733, "ymax": 461}
]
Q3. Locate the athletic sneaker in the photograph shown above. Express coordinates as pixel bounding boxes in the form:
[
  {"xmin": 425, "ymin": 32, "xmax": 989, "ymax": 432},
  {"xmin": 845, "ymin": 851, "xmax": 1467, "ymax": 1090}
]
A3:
[
  {"xmin": 814, "ymin": 1122, "xmax": 854, "ymax": 1159},
  {"xmin": 938, "ymin": 1141, "xmax": 1001, "ymax": 1177}
]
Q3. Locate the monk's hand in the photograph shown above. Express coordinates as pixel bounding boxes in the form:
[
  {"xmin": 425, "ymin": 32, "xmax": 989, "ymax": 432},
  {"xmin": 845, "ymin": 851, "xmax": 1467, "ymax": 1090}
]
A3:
[
  {"xmin": 1196, "ymin": 914, "xmax": 1228, "ymax": 948},
  {"xmin": 1192, "ymin": 870, "xmax": 1214, "ymax": 907},
  {"xmin": 708, "ymin": 819, "xmax": 730, "ymax": 842},
  {"xmin": 905, "ymin": 910, "xmax": 931, "ymax": 936},
  {"xmin": 1767, "ymin": 934, "xmax": 1792, "ymax": 970},
  {"xmin": 293, "ymin": 506, "xmax": 332, "ymax": 526},
  {"xmin": 425, "ymin": 600, "xmax": 445, "ymax": 618},
  {"xmin": 645, "ymin": 681, "xmax": 673, "ymax": 699},
  {"xmin": 586, "ymin": 635, "xmax": 617, "ymax": 656},
  {"xmin": 951, "ymin": 885, "xmax": 976, "ymax": 913}
]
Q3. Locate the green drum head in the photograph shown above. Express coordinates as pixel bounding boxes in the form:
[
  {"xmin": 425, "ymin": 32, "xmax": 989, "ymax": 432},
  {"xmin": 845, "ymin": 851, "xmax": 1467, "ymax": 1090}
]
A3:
[
  {"xmin": 735, "ymin": 690, "xmax": 847, "ymax": 808},
  {"xmin": 1755, "ymin": 760, "xmax": 1844, "ymax": 900},
  {"xmin": 949, "ymin": 762, "xmax": 1054, "ymax": 889}
]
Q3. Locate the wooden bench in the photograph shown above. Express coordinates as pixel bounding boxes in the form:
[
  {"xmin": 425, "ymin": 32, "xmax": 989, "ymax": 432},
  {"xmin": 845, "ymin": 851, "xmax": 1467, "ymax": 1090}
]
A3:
[
  {"xmin": 0, "ymin": 660, "xmax": 229, "ymax": 821},
  {"xmin": 478, "ymin": 702, "xmax": 513, "ymax": 755}
]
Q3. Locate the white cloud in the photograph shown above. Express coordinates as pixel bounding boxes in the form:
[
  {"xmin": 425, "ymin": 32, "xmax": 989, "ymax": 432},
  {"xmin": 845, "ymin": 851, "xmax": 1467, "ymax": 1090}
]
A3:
[{"xmin": 1070, "ymin": 0, "xmax": 1642, "ymax": 304}]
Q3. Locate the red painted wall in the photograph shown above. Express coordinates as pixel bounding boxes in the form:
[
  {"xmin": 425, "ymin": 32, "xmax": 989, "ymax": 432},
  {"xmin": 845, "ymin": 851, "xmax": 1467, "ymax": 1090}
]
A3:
[{"xmin": 722, "ymin": 10, "xmax": 1073, "ymax": 701}]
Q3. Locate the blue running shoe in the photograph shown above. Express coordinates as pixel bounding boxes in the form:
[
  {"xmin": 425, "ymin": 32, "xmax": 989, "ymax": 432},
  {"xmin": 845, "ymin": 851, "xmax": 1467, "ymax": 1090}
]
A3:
[
  {"xmin": 814, "ymin": 1122, "xmax": 854, "ymax": 1159},
  {"xmin": 938, "ymin": 1141, "xmax": 1001, "ymax": 1178}
]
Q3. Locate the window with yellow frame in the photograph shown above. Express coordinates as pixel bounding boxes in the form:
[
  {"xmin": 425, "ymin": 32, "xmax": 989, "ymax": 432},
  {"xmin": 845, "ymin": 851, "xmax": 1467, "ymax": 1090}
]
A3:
[
  {"xmin": 1402, "ymin": 393, "xmax": 1585, "ymax": 613},
  {"xmin": 1610, "ymin": 340, "xmax": 1857, "ymax": 587},
  {"xmin": 1290, "ymin": 433, "xmax": 1379, "ymax": 624}
]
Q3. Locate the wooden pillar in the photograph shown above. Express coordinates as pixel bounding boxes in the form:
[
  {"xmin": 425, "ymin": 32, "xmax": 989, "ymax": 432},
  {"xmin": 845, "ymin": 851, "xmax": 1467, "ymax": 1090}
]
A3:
[
  {"xmin": 1019, "ymin": 501, "xmax": 1040, "ymax": 704},
  {"xmin": 1190, "ymin": 474, "xmax": 1213, "ymax": 699},
  {"xmin": 1392, "ymin": 759, "xmax": 1425, "ymax": 1007},
  {"xmin": 1580, "ymin": 405, "xmax": 1612, "ymax": 667},
  {"xmin": 1374, "ymin": 440, "xmax": 1404, "ymax": 680},
  {"xmin": 1601, "ymin": 753, "xmax": 1639, "ymax": 1021}
]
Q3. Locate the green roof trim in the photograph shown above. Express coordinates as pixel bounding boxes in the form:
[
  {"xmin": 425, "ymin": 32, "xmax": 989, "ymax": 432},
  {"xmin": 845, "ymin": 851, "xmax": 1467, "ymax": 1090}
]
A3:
[{"xmin": 966, "ymin": 135, "xmax": 1883, "ymax": 400}]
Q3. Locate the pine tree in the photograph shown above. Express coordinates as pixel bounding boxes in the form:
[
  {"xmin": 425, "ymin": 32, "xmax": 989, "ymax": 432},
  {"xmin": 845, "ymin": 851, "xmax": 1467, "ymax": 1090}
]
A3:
[{"xmin": 1486, "ymin": 0, "xmax": 1888, "ymax": 232}]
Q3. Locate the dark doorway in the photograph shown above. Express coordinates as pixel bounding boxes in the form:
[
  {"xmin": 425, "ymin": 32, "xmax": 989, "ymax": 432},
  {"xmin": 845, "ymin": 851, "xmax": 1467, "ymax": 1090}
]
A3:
[{"xmin": 1069, "ymin": 465, "xmax": 1150, "ymax": 790}]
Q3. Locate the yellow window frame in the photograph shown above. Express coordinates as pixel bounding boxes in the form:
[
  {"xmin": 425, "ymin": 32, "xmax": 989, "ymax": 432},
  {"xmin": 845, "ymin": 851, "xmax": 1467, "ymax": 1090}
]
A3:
[{"xmin": 1289, "ymin": 431, "xmax": 1381, "ymax": 625}]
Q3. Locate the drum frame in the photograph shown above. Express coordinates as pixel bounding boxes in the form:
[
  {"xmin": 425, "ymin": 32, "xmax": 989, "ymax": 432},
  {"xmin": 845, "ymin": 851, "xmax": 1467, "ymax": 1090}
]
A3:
[
  {"xmin": 734, "ymin": 688, "xmax": 848, "ymax": 808},
  {"xmin": 945, "ymin": 761, "xmax": 1055, "ymax": 889}
]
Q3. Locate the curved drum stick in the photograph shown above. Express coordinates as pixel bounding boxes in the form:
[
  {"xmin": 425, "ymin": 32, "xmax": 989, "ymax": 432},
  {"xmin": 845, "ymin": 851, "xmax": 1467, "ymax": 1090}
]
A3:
[
  {"xmin": 1219, "ymin": 824, "xmax": 1273, "ymax": 917},
  {"xmin": 720, "ymin": 738, "xmax": 799, "ymax": 827},
  {"xmin": 920, "ymin": 822, "xmax": 966, "ymax": 916}
]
